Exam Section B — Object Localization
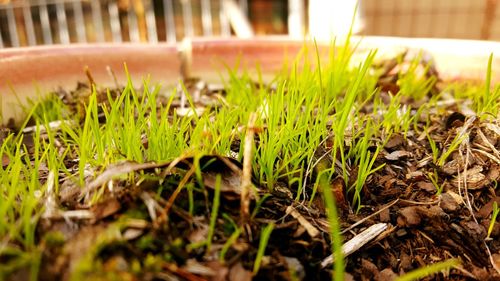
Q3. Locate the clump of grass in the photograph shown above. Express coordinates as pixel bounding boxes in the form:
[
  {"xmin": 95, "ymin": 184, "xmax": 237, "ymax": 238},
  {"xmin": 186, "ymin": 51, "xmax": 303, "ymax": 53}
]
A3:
[
  {"xmin": 1, "ymin": 36, "xmax": 498, "ymax": 280},
  {"xmin": 349, "ymin": 118, "xmax": 385, "ymax": 212},
  {"xmin": 397, "ymin": 53, "xmax": 437, "ymax": 100},
  {"xmin": 475, "ymin": 54, "xmax": 500, "ymax": 119}
]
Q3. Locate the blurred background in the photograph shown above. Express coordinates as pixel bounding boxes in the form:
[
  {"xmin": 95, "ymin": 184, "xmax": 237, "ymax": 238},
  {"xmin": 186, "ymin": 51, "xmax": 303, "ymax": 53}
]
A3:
[{"xmin": 0, "ymin": 0, "xmax": 498, "ymax": 48}]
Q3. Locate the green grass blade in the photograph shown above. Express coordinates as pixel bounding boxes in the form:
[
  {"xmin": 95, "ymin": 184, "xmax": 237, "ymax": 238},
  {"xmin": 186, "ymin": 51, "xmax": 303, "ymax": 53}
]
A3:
[
  {"xmin": 253, "ymin": 222, "xmax": 275, "ymax": 275},
  {"xmin": 395, "ymin": 259, "xmax": 460, "ymax": 281}
]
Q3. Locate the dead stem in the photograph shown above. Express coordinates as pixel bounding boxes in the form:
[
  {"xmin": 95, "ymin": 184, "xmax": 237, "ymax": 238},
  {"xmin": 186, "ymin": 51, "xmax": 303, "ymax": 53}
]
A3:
[
  {"xmin": 84, "ymin": 66, "xmax": 96, "ymax": 88},
  {"xmin": 301, "ymin": 133, "xmax": 333, "ymax": 204},
  {"xmin": 179, "ymin": 37, "xmax": 192, "ymax": 81},
  {"xmin": 285, "ymin": 205, "xmax": 320, "ymax": 238},
  {"xmin": 106, "ymin": 66, "xmax": 120, "ymax": 89},
  {"xmin": 240, "ymin": 112, "xmax": 257, "ymax": 224},
  {"xmin": 484, "ymin": 241, "xmax": 500, "ymax": 275},
  {"xmin": 457, "ymin": 116, "xmax": 479, "ymax": 224},
  {"xmin": 81, "ymin": 160, "xmax": 171, "ymax": 203},
  {"xmin": 42, "ymin": 170, "xmax": 57, "ymax": 219}
]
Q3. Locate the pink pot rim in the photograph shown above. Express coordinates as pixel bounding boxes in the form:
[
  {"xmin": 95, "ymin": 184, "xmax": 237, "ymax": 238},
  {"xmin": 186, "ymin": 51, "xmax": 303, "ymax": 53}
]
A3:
[{"xmin": 1, "ymin": 36, "xmax": 499, "ymax": 125}]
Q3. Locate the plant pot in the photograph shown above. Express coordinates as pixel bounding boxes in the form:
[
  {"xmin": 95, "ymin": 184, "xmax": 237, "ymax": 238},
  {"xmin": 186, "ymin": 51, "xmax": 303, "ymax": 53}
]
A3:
[{"xmin": 1, "ymin": 36, "xmax": 499, "ymax": 125}]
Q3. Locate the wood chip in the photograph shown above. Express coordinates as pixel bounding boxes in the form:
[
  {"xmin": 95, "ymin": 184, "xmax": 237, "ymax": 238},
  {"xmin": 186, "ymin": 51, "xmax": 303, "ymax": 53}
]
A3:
[
  {"xmin": 385, "ymin": 150, "xmax": 411, "ymax": 161},
  {"xmin": 384, "ymin": 134, "xmax": 404, "ymax": 149},
  {"xmin": 416, "ymin": 181, "xmax": 436, "ymax": 193}
]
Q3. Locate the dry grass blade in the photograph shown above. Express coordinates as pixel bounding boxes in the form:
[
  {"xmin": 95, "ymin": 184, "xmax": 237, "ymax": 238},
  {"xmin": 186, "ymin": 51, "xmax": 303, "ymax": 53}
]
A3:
[
  {"xmin": 42, "ymin": 170, "xmax": 58, "ymax": 219},
  {"xmin": 140, "ymin": 191, "xmax": 162, "ymax": 222},
  {"xmin": 321, "ymin": 223, "xmax": 388, "ymax": 268},
  {"xmin": 285, "ymin": 205, "xmax": 320, "ymax": 238},
  {"xmin": 84, "ymin": 66, "xmax": 96, "ymax": 88},
  {"xmin": 22, "ymin": 120, "xmax": 76, "ymax": 134},
  {"xmin": 80, "ymin": 160, "xmax": 170, "ymax": 201}
]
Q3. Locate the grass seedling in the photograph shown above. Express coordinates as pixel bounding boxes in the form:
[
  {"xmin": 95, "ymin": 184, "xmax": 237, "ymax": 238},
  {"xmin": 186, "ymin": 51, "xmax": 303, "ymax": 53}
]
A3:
[
  {"xmin": 206, "ymin": 174, "xmax": 222, "ymax": 252},
  {"xmin": 219, "ymin": 227, "xmax": 242, "ymax": 263},
  {"xmin": 331, "ymin": 50, "xmax": 377, "ymax": 187},
  {"xmin": 437, "ymin": 132, "xmax": 466, "ymax": 167},
  {"xmin": 375, "ymin": 91, "xmax": 407, "ymax": 137},
  {"xmin": 253, "ymin": 222, "xmax": 275, "ymax": 275},
  {"xmin": 350, "ymin": 118, "xmax": 385, "ymax": 212},
  {"xmin": 475, "ymin": 54, "xmax": 500, "ymax": 119},
  {"xmin": 426, "ymin": 129, "xmax": 439, "ymax": 164},
  {"xmin": 3, "ymin": 29, "xmax": 500, "ymax": 280},
  {"xmin": 427, "ymin": 169, "xmax": 445, "ymax": 196},
  {"xmin": 487, "ymin": 202, "xmax": 499, "ymax": 240},
  {"xmin": 318, "ymin": 171, "xmax": 344, "ymax": 281},
  {"xmin": 395, "ymin": 259, "xmax": 460, "ymax": 281},
  {"xmin": 397, "ymin": 52, "xmax": 437, "ymax": 100}
]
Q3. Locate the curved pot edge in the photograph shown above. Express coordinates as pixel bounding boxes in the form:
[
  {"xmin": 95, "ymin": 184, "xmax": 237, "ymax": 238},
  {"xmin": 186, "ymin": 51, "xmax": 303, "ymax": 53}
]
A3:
[{"xmin": 1, "ymin": 36, "xmax": 499, "ymax": 125}]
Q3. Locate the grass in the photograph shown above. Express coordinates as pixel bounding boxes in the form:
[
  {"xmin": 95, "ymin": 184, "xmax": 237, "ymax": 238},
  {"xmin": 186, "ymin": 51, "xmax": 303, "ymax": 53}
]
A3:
[
  {"xmin": 487, "ymin": 202, "xmax": 499, "ymax": 240},
  {"xmin": 395, "ymin": 259, "xmax": 460, "ymax": 281},
  {"xmin": 253, "ymin": 222, "xmax": 274, "ymax": 275},
  {"xmin": 0, "ymin": 39, "xmax": 498, "ymax": 280},
  {"xmin": 206, "ymin": 174, "xmax": 221, "ymax": 252},
  {"xmin": 475, "ymin": 54, "xmax": 500, "ymax": 119},
  {"xmin": 427, "ymin": 169, "xmax": 445, "ymax": 196},
  {"xmin": 319, "ymin": 172, "xmax": 344, "ymax": 281}
]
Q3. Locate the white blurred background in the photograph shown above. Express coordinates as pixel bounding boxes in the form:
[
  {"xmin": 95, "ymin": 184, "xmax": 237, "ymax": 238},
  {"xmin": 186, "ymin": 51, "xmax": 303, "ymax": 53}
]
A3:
[{"xmin": 0, "ymin": 0, "xmax": 498, "ymax": 48}]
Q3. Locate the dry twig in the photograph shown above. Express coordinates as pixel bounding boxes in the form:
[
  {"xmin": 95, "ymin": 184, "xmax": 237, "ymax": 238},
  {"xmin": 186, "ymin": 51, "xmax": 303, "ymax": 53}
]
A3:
[{"xmin": 241, "ymin": 112, "xmax": 257, "ymax": 224}]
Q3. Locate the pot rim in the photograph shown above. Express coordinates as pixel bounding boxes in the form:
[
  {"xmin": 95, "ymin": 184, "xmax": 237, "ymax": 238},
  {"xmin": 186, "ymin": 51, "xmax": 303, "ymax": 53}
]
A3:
[{"xmin": 1, "ymin": 36, "xmax": 499, "ymax": 125}]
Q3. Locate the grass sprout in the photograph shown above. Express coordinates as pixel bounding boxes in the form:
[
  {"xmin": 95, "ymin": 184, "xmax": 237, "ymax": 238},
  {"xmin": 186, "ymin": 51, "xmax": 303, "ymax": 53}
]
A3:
[
  {"xmin": 206, "ymin": 174, "xmax": 222, "ymax": 252},
  {"xmin": 253, "ymin": 222, "xmax": 274, "ymax": 275},
  {"xmin": 475, "ymin": 54, "xmax": 500, "ymax": 119},
  {"xmin": 427, "ymin": 169, "xmax": 445, "ymax": 196},
  {"xmin": 487, "ymin": 202, "xmax": 499, "ymax": 240},
  {"xmin": 395, "ymin": 259, "xmax": 460, "ymax": 281},
  {"xmin": 438, "ymin": 133, "xmax": 466, "ymax": 167},
  {"xmin": 319, "ymin": 172, "xmax": 344, "ymax": 281}
]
